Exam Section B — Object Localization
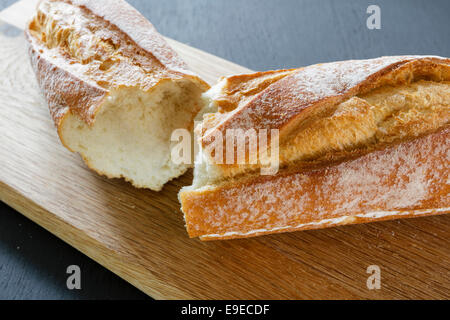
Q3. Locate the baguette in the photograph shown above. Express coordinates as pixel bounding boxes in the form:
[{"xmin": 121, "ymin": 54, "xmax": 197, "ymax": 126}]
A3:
[
  {"xmin": 25, "ymin": 0, "xmax": 209, "ymax": 190},
  {"xmin": 180, "ymin": 56, "xmax": 450, "ymax": 240}
]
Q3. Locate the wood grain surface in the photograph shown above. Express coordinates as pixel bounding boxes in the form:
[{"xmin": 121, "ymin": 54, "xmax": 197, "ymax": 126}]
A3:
[{"xmin": 1, "ymin": 0, "xmax": 449, "ymax": 300}]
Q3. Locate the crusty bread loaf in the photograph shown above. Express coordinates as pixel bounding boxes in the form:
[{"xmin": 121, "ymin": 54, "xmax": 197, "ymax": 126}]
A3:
[
  {"xmin": 25, "ymin": 0, "xmax": 209, "ymax": 190},
  {"xmin": 180, "ymin": 56, "xmax": 450, "ymax": 240}
]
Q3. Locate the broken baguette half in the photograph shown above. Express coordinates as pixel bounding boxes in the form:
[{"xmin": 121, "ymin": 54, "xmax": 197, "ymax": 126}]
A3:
[
  {"xmin": 25, "ymin": 0, "xmax": 209, "ymax": 190},
  {"xmin": 180, "ymin": 56, "xmax": 450, "ymax": 240}
]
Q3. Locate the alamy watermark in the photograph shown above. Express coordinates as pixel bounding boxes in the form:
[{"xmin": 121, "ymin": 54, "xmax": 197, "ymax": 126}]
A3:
[{"xmin": 171, "ymin": 125, "xmax": 280, "ymax": 176}]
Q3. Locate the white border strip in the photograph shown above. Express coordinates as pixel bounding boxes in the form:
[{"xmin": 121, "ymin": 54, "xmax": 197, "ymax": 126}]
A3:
[{"xmin": 203, "ymin": 207, "xmax": 450, "ymax": 239}]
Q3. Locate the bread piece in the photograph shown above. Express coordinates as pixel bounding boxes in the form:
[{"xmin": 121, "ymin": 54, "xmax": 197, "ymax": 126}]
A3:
[
  {"xmin": 180, "ymin": 56, "xmax": 450, "ymax": 240},
  {"xmin": 25, "ymin": 0, "xmax": 209, "ymax": 190}
]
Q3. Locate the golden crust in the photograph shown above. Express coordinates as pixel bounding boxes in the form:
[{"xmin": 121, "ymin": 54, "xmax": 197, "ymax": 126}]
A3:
[
  {"xmin": 25, "ymin": 0, "xmax": 209, "ymax": 131},
  {"xmin": 278, "ymin": 80, "xmax": 450, "ymax": 164},
  {"xmin": 182, "ymin": 56, "xmax": 450, "ymax": 240},
  {"xmin": 201, "ymin": 56, "xmax": 450, "ymax": 160},
  {"xmin": 181, "ymin": 128, "xmax": 449, "ymax": 240}
]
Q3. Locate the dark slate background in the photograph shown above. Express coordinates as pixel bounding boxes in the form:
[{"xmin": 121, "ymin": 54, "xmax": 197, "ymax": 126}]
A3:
[{"xmin": 1, "ymin": 0, "xmax": 449, "ymax": 300}]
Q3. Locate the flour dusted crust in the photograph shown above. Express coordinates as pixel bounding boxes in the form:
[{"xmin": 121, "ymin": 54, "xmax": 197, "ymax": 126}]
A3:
[
  {"xmin": 26, "ymin": 0, "xmax": 208, "ymax": 129},
  {"xmin": 181, "ymin": 56, "xmax": 450, "ymax": 240},
  {"xmin": 201, "ymin": 56, "xmax": 449, "ymax": 161},
  {"xmin": 25, "ymin": 0, "xmax": 209, "ymax": 190}
]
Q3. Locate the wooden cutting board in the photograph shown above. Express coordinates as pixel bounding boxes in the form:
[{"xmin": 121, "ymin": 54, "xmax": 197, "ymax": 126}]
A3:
[{"xmin": 0, "ymin": 0, "xmax": 449, "ymax": 300}]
